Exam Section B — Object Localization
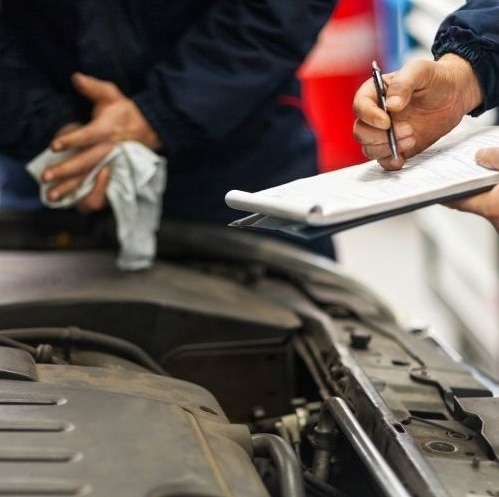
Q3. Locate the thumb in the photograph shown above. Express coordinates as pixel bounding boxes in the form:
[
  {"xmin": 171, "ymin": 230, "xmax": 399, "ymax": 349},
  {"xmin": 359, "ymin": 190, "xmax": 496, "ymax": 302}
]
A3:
[
  {"xmin": 385, "ymin": 59, "xmax": 435, "ymax": 112},
  {"xmin": 475, "ymin": 147, "xmax": 499, "ymax": 170},
  {"xmin": 72, "ymin": 72, "xmax": 122, "ymax": 104},
  {"xmin": 76, "ymin": 167, "xmax": 110, "ymax": 214}
]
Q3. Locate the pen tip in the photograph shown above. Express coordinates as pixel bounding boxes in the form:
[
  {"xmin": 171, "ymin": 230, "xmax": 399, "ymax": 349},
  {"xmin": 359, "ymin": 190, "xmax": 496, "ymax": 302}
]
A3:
[{"xmin": 372, "ymin": 60, "xmax": 379, "ymax": 70}]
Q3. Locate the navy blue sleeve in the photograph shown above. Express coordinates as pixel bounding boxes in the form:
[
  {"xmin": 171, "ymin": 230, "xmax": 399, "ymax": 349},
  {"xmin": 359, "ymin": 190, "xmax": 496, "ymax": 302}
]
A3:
[
  {"xmin": 0, "ymin": 31, "xmax": 77, "ymax": 161},
  {"xmin": 432, "ymin": 0, "xmax": 499, "ymax": 117},
  {"xmin": 133, "ymin": 0, "xmax": 337, "ymax": 156}
]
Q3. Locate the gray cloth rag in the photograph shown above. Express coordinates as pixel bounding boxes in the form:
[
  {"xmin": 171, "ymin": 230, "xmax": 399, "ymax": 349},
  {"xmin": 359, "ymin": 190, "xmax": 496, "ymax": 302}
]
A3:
[{"xmin": 26, "ymin": 142, "xmax": 167, "ymax": 271}]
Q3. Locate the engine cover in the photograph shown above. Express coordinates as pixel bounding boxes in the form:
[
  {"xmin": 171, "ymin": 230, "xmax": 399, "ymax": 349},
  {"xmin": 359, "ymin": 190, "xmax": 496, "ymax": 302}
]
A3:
[{"xmin": 0, "ymin": 347, "xmax": 269, "ymax": 497}]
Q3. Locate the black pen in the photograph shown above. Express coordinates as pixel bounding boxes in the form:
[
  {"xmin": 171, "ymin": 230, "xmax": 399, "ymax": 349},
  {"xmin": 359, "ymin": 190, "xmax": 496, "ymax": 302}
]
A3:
[{"xmin": 372, "ymin": 60, "xmax": 398, "ymax": 160}]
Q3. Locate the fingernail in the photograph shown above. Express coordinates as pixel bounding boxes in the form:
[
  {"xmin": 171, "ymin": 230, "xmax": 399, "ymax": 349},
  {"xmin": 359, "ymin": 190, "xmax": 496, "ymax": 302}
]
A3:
[
  {"xmin": 398, "ymin": 136, "xmax": 416, "ymax": 150},
  {"xmin": 475, "ymin": 150, "xmax": 491, "ymax": 167},
  {"xmin": 475, "ymin": 149, "xmax": 499, "ymax": 169},
  {"xmin": 42, "ymin": 171, "xmax": 53, "ymax": 182},
  {"xmin": 374, "ymin": 117, "xmax": 388, "ymax": 128},
  {"xmin": 51, "ymin": 141, "xmax": 62, "ymax": 152},
  {"xmin": 397, "ymin": 123, "xmax": 412, "ymax": 139},
  {"xmin": 387, "ymin": 96, "xmax": 402, "ymax": 108},
  {"xmin": 49, "ymin": 190, "xmax": 59, "ymax": 200},
  {"xmin": 475, "ymin": 150, "xmax": 485, "ymax": 165}
]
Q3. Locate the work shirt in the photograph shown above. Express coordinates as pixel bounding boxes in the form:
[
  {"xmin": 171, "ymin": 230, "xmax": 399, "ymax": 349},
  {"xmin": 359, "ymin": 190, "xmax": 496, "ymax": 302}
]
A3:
[{"xmin": 0, "ymin": 0, "xmax": 337, "ymax": 222}]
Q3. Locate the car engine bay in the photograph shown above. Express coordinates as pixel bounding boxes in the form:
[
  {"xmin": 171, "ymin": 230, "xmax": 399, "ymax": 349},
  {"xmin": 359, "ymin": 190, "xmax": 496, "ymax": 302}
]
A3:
[{"xmin": 0, "ymin": 213, "xmax": 497, "ymax": 497}]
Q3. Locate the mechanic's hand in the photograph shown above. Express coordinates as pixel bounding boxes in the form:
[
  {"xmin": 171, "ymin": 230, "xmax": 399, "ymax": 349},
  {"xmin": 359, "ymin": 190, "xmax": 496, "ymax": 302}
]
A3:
[
  {"xmin": 42, "ymin": 73, "xmax": 162, "ymax": 212},
  {"xmin": 352, "ymin": 54, "xmax": 483, "ymax": 170},
  {"xmin": 445, "ymin": 147, "xmax": 499, "ymax": 230},
  {"xmin": 43, "ymin": 120, "xmax": 115, "ymax": 211}
]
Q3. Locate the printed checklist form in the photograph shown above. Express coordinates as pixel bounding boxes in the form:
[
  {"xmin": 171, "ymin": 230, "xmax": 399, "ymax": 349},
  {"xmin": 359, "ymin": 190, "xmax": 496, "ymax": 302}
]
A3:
[{"xmin": 225, "ymin": 127, "xmax": 499, "ymax": 234}]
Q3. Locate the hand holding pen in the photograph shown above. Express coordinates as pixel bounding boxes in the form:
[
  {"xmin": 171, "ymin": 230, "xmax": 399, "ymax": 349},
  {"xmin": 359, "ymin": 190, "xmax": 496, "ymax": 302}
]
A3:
[
  {"xmin": 371, "ymin": 60, "xmax": 398, "ymax": 160},
  {"xmin": 354, "ymin": 55, "xmax": 483, "ymax": 170}
]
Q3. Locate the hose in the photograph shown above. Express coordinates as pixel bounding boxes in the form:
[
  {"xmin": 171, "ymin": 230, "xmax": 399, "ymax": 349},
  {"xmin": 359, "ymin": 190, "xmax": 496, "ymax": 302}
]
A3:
[
  {"xmin": 0, "ymin": 327, "xmax": 168, "ymax": 375},
  {"xmin": 252, "ymin": 433, "xmax": 305, "ymax": 497}
]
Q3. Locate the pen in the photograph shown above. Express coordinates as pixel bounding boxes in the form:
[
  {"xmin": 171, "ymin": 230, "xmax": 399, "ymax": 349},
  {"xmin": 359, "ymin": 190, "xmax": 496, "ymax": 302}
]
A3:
[{"xmin": 372, "ymin": 60, "xmax": 398, "ymax": 160}]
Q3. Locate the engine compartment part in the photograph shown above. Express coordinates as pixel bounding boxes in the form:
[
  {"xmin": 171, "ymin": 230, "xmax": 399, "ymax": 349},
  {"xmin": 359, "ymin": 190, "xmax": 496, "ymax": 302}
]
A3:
[
  {"xmin": 0, "ymin": 219, "xmax": 497, "ymax": 497},
  {"xmin": 0, "ymin": 348, "xmax": 269, "ymax": 497}
]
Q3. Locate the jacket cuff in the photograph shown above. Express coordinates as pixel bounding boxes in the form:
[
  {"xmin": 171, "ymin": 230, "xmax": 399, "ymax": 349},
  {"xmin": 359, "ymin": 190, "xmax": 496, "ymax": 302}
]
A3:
[
  {"xmin": 133, "ymin": 91, "xmax": 185, "ymax": 158},
  {"xmin": 432, "ymin": 29, "xmax": 499, "ymax": 117}
]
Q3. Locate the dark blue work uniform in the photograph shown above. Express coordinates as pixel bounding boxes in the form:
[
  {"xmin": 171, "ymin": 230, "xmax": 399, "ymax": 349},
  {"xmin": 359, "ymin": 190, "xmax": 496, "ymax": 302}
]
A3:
[
  {"xmin": 0, "ymin": 0, "xmax": 337, "ymax": 225},
  {"xmin": 432, "ymin": 0, "xmax": 499, "ymax": 117}
]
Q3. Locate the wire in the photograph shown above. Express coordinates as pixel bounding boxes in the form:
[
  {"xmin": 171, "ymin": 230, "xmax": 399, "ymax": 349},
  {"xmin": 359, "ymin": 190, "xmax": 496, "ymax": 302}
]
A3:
[{"xmin": 0, "ymin": 327, "xmax": 168, "ymax": 375}]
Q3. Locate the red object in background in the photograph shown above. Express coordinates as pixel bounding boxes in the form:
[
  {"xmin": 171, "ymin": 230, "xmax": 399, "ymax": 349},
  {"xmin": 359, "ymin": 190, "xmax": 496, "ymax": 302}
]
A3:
[{"xmin": 299, "ymin": 0, "xmax": 381, "ymax": 171}]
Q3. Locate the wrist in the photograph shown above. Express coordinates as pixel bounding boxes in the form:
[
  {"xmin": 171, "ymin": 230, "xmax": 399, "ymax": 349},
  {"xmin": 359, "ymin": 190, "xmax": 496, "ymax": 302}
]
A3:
[
  {"xmin": 438, "ymin": 53, "xmax": 483, "ymax": 114},
  {"xmin": 127, "ymin": 100, "xmax": 163, "ymax": 151}
]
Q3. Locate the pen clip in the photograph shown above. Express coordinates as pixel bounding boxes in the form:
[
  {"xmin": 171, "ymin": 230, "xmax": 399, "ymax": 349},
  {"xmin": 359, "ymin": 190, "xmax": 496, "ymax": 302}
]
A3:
[{"xmin": 371, "ymin": 60, "xmax": 398, "ymax": 160}]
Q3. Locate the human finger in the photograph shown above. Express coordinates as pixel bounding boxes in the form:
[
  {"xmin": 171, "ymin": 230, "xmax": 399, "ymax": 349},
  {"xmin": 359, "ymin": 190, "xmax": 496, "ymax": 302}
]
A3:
[
  {"xmin": 357, "ymin": 138, "xmax": 405, "ymax": 170},
  {"xmin": 42, "ymin": 142, "xmax": 113, "ymax": 183},
  {"xmin": 46, "ymin": 176, "xmax": 85, "ymax": 202},
  {"xmin": 384, "ymin": 59, "xmax": 436, "ymax": 112},
  {"xmin": 355, "ymin": 122, "xmax": 416, "ymax": 169},
  {"xmin": 72, "ymin": 72, "xmax": 122, "ymax": 104},
  {"xmin": 54, "ymin": 122, "xmax": 82, "ymax": 138},
  {"xmin": 376, "ymin": 154, "xmax": 406, "ymax": 171},
  {"xmin": 51, "ymin": 118, "xmax": 115, "ymax": 152},
  {"xmin": 354, "ymin": 118, "xmax": 415, "ymax": 151},
  {"xmin": 76, "ymin": 167, "xmax": 110, "ymax": 213},
  {"xmin": 445, "ymin": 184, "xmax": 499, "ymax": 230},
  {"xmin": 352, "ymin": 118, "xmax": 385, "ymax": 148},
  {"xmin": 352, "ymin": 78, "xmax": 391, "ymax": 129},
  {"xmin": 475, "ymin": 147, "xmax": 499, "ymax": 169}
]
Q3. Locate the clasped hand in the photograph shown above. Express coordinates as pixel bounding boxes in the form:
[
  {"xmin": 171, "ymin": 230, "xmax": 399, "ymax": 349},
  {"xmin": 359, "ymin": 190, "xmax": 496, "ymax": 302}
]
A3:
[{"xmin": 42, "ymin": 73, "xmax": 161, "ymax": 212}]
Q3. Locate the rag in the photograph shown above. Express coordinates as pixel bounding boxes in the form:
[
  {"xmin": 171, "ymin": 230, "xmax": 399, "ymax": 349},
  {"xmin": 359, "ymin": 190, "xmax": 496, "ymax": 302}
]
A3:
[{"xmin": 26, "ymin": 142, "xmax": 167, "ymax": 271}]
